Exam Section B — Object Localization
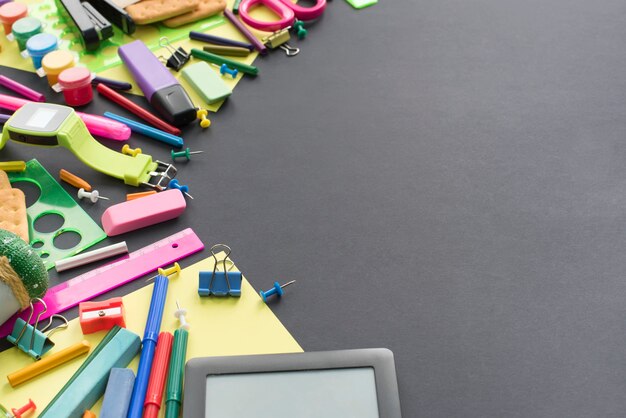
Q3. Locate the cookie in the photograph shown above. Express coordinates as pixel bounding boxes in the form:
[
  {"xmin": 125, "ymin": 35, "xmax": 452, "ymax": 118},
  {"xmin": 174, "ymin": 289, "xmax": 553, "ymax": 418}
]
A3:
[
  {"xmin": 163, "ymin": 0, "xmax": 226, "ymax": 27},
  {"xmin": 0, "ymin": 170, "xmax": 11, "ymax": 190},
  {"xmin": 0, "ymin": 189, "xmax": 29, "ymax": 242},
  {"xmin": 126, "ymin": 0, "xmax": 200, "ymax": 24}
]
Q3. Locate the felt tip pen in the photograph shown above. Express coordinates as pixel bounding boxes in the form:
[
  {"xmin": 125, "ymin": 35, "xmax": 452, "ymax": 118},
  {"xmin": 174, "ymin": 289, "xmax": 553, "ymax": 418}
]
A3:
[
  {"xmin": 126, "ymin": 274, "xmax": 169, "ymax": 418},
  {"xmin": 190, "ymin": 49, "xmax": 259, "ymax": 76},
  {"xmin": 96, "ymin": 83, "xmax": 181, "ymax": 136},
  {"xmin": 0, "ymin": 113, "xmax": 10, "ymax": 124},
  {"xmin": 0, "ymin": 93, "xmax": 131, "ymax": 141},
  {"xmin": 92, "ymin": 76, "xmax": 132, "ymax": 91},
  {"xmin": 189, "ymin": 31, "xmax": 254, "ymax": 50},
  {"xmin": 0, "ymin": 75, "xmax": 46, "ymax": 102},
  {"xmin": 164, "ymin": 328, "xmax": 189, "ymax": 418},
  {"xmin": 143, "ymin": 332, "xmax": 174, "ymax": 418},
  {"xmin": 103, "ymin": 112, "xmax": 184, "ymax": 148},
  {"xmin": 223, "ymin": 8, "xmax": 268, "ymax": 55}
]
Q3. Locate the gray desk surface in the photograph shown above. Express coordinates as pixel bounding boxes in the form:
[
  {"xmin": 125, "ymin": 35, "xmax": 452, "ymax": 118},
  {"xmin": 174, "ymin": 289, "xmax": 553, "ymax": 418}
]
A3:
[{"xmin": 2, "ymin": 1, "xmax": 626, "ymax": 416}]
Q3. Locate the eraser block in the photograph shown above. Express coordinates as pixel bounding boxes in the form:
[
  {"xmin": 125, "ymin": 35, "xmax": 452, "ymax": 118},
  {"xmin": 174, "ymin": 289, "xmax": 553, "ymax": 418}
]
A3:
[
  {"xmin": 101, "ymin": 189, "xmax": 186, "ymax": 236},
  {"xmin": 182, "ymin": 62, "xmax": 232, "ymax": 104},
  {"xmin": 100, "ymin": 368, "xmax": 135, "ymax": 418}
]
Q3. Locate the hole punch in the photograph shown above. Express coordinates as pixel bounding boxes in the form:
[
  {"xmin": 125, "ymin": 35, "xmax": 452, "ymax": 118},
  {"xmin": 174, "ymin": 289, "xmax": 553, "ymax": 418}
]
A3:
[
  {"xmin": 198, "ymin": 244, "xmax": 242, "ymax": 297},
  {"xmin": 159, "ymin": 37, "xmax": 190, "ymax": 72},
  {"xmin": 7, "ymin": 298, "xmax": 69, "ymax": 360}
]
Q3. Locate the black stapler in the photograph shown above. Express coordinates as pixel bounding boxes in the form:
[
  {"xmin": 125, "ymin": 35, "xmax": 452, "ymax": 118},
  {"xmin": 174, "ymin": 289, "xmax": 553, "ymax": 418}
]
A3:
[
  {"xmin": 86, "ymin": 0, "xmax": 135, "ymax": 35},
  {"xmin": 55, "ymin": 0, "xmax": 113, "ymax": 51}
]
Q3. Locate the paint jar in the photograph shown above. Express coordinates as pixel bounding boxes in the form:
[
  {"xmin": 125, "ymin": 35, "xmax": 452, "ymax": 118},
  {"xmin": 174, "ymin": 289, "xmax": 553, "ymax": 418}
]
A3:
[
  {"xmin": 40, "ymin": 50, "xmax": 74, "ymax": 86},
  {"xmin": 11, "ymin": 17, "xmax": 41, "ymax": 51},
  {"xmin": 24, "ymin": 33, "xmax": 58, "ymax": 69},
  {"xmin": 0, "ymin": 2, "xmax": 27, "ymax": 34},
  {"xmin": 57, "ymin": 67, "xmax": 93, "ymax": 106}
]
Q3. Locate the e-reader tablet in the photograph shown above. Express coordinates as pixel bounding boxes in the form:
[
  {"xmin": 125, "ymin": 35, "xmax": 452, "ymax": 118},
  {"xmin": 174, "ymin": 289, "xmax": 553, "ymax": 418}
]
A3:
[{"xmin": 183, "ymin": 348, "xmax": 402, "ymax": 418}]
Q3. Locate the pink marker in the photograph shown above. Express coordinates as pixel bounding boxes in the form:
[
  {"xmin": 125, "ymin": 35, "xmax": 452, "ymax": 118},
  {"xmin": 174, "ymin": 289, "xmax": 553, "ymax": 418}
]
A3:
[
  {"xmin": 0, "ymin": 75, "xmax": 45, "ymax": 102},
  {"xmin": 0, "ymin": 93, "xmax": 130, "ymax": 141}
]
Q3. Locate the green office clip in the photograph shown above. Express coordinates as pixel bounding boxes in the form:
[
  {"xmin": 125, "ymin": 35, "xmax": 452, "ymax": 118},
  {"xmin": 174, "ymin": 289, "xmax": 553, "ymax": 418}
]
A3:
[{"xmin": 7, "ymin": 298, "xmax": 68, "ymax": 360}]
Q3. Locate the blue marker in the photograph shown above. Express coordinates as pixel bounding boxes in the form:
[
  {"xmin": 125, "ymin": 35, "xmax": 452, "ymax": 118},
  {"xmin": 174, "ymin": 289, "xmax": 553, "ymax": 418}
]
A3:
[
  {"xmin": 103, "ymin": 112, "xmax": 184, "ymax": 148},
  {"xmin": 126, "ymin": 274, "xmax": 169, "ymax": 418},
  {"xmin": 259, "ymin": 280, "xmax": 296, "ymax": 303}
]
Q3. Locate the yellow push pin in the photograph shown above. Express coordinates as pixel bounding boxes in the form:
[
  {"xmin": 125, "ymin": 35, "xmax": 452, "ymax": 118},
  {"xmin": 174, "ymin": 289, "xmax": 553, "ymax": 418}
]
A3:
[
  {"xmin": 122, "ymin": 144, "xmax": 142, "ymax": 157},
  {"xmin": 196, "ymin": 109, "xmax": 211, "ymax": 128},
  {"xmin": 158, "ymin": 262, "xmax": 181, "ymax": 277}
]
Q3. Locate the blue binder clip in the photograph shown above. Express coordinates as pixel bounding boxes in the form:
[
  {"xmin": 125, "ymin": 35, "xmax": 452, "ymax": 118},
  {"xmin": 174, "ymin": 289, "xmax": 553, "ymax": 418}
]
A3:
[
  {"xmin": 7, "ymin": 298, "xmax": 69, "ymax": 360},
  {"xmin": 198, "ymin": 244, "xmax": 242, "ymax": 297}
]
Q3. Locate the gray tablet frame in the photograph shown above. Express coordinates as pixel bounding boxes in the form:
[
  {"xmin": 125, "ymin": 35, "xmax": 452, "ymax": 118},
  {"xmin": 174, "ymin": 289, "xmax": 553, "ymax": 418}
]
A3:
[{"xmin": 183, "ymin": 348, "xmax": 402, "ymax": 418}]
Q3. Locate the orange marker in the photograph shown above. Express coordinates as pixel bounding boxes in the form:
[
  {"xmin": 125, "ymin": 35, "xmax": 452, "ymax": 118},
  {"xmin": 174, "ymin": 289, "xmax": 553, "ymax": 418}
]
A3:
[
  {"xmin": 126, "ymin": 191, "xmax": 157, "ymax": 201},
  {"xmin": 59, "ymin": 169, "xmax": 91, "ymax": 191},
  {"xmin": 83, "ymin": 411, "xmax": 96, "ymax": 418}
]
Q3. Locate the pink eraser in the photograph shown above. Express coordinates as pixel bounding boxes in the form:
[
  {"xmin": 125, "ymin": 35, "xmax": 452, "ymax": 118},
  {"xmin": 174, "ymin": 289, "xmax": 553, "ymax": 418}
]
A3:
[{"xmin": 101, "ymin": 189, "xmax": 186, "ymax": 236}]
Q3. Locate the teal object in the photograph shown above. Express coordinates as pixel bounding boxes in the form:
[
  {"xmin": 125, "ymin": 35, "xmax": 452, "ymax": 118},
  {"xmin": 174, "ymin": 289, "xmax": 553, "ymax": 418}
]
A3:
[
  {"xmin": 293, "ymin": 20, "xmax": 307, "ymax": 39},
  {"xmin": 345, "ymin": 0, "xmax": 378, "ymax": 9},
  {"xmin": 39, "ymin": 326, "xmax": 141, "ymax": 418},
  {"xmin": 198, "ymin": 270, "xmax": 242, "ymax": 297},
  {"xmin": 7, "ymin": 317, "xmax": 54, "ymax": 360},
  {"xmin": 259, "ymin": 280, "xmax": 296, "ymax": 302},
  {"xmin": 11, "ymin": 17, "xmax": 43, "ymax": 51},
  {"xmin": 190, "ymin": 48, "xmax": 259, "ymax": 76},
  {"xmin": 8, "ymin": 159, "xmax": 107, "ymax": 270}
]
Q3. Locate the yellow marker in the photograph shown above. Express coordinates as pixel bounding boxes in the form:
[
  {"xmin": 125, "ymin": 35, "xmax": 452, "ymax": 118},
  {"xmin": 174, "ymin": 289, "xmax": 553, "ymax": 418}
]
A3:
[
  {"xmin": 7, "ymin": 340, "xmax": 91, "ymax": 387},
  {"xmin": 122, "ymin": 144, "xmax": 142, "ymax": 157},
  {"xmin": 59, "ymin": 169, "xmax": 92, "ymax": 191},
  {"xmin": 126, "ymin": 190, "xmax": 157, "ymax": 201},
  {"xmin": 0, "ymin": 161, "xmax": 26, "ymax": 172},
  {"xmin": 158, "ymin": 262, "xmax": 181, "ymax": 277}
]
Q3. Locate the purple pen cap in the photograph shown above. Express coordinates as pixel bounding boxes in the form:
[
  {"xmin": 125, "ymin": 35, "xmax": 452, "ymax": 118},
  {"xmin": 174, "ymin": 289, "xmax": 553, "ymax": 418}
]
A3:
[{"xmin": 118, "ymin": 40, "xmax": 196, "ymax": 127}]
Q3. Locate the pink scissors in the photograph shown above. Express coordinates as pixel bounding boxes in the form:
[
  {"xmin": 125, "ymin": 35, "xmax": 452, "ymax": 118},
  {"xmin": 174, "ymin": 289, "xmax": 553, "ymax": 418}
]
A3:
[{"xmin": 238, "ymin": 0, "xmax": 327, "ymax": 33}]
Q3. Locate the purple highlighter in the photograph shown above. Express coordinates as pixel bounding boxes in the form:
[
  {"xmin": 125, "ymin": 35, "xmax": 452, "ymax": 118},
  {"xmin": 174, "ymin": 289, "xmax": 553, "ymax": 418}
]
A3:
[{"xmin": 118, "ymin": 40, "xmax": 196, "ymax": 127}]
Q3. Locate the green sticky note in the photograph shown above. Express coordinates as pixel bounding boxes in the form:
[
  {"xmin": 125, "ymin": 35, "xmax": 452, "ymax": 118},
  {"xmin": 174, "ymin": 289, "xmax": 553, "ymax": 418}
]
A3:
[
  {"xmin": 345, "ymin": 0, "xmax": 378, "ymax": 9},
  {"xmin": 182, "ymin": 62, "xmax": 232, "ymax": 105}
]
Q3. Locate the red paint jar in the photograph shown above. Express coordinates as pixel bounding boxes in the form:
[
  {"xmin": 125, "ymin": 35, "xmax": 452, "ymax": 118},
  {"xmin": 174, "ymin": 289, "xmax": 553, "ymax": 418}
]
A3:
[{"xmin": 58, "ymin": 67, "xmax": 93, "ymax": 107}]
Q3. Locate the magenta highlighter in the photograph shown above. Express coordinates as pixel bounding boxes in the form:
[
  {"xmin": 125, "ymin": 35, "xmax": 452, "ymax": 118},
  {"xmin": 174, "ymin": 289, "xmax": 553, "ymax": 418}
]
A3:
[{"xmin": 118, "ymin": 40, "xmax": 196, "ymax": 127}]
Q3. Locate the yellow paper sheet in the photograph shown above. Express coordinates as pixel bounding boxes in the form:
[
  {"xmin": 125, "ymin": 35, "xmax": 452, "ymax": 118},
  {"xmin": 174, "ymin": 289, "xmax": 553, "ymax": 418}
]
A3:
[{"xmin": 0, "ymin": 254, "xmax": 302, "ymax": 416}]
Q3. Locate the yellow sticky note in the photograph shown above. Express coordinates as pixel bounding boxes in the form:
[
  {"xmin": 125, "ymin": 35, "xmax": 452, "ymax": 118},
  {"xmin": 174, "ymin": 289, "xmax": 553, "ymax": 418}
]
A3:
[{"xmin": 0, "ymin": 254, "xmax": 302, "ymax": 416}]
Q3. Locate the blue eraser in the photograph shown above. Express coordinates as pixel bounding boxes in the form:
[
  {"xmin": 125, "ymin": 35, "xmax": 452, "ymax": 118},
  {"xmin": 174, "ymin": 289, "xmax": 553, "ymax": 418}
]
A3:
[{"xmin": 100, "ymin": 368, "xmax": 136, "ymax": 418}]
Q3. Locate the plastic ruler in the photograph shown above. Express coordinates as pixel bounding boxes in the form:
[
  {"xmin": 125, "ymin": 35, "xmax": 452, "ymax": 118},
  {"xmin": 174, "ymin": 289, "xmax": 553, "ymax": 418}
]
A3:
[{"xmin": 0, "ymin": 228, "xmax": 204, "ymax": 338}]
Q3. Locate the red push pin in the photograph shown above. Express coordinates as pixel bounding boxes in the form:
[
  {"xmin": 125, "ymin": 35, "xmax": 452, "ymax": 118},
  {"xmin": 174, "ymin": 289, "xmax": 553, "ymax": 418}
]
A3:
[{"xmin": 12, "ymin": 399, "xmax": 36, "ymax": 418}]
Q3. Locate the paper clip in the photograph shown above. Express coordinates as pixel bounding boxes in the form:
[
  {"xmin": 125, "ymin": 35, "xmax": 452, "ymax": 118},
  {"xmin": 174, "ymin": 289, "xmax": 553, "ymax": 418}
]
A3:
[
  {"xmin": 7, "ymin": 298, "xmax": 69, "ymax": 360},
  {"xmin": 159, "ymin": 37, "xmax": 190, "ymax": 71},
  {"xmin": 198, "ymin": 244, "xmax": 242, "ymax": 297},
  {"xmin": 262, "ymin": 28, "xmax": 299, "ymax": 56}
]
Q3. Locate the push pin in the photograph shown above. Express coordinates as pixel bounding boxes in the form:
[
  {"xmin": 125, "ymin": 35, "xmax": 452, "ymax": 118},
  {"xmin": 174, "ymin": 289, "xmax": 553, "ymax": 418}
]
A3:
[
  {"xmin": 122, "ymin": 144, "xmax": 142, "ymax": 157},
  {"xmin": 158, "ymin": 262, "xmax": 181, "ymax": 277},
  {"xmin": 219, "ymin": 63, "xmax": 238, "ymax": 79},
  {"xmin": 174, "ymin": 300, "xmax": 190, "ymax": 330},
  {"xmin": 11, "ymin": 399, "xmax": 36, "ymax": 418},
  {"xmin": 171, "ymin": 148, "xmax": 203, "ymax": 162},
  {"xmin": 168, "ymin": 179, "xmax": 193, "ymax": 199},
  {"xmin": 293, "ymin": 20, "xmax": 307, "ymax": 39},
  {"xmin": 77, "ymin": 188, "xmax": 110, "ymax": 203},
  {"xmin": 259, "ymin": 280, "xmax": 296, "ymax": 303},
  {"xmin": 196, "ymin": 109, "xmax": 211, "ymax": 128}
]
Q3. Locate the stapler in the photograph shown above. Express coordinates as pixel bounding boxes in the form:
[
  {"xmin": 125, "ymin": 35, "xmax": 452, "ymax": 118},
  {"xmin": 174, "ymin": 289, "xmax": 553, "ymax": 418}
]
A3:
[
  {"xmin": 55, "ymin": 0, "xmax": 113, "ymax": 51},
  {"xmin": 86, "ymin": 0, "xmax": 135, "ymax": 34}
]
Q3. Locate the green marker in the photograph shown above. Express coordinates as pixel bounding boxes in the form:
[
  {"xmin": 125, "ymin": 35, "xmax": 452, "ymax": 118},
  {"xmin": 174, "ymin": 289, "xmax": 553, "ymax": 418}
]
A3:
[
  {"xmin": 190, "ymin": 48, "xmax": 259, "ymax": 76},
  {"xmin": 165, "ymin": 328, "xmax": 189, "ymax": 418},
  {"xmin": 233, "ymin": 0, "xmax": 242, "ymax": 14}
]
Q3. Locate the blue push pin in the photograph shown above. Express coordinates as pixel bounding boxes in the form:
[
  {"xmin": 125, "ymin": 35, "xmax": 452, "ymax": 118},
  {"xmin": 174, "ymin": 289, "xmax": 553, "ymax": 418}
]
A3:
[
  {"xmin": 259, "ymin": 280, "xmax": 296, "ymax": 303},
  {"xmin": 220, "ymin": 64, "xmax": 239, "ymax": 79},
  {"xmin": 168, "ymin": 179, "xmax": 193, "ymax": 199}
]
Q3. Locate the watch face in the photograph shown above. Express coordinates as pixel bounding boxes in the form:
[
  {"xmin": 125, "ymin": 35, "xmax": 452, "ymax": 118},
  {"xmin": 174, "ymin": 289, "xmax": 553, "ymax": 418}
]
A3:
[{"xmin": 8, "ymin": 102, "xmax": 73, "ymax": 134}]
